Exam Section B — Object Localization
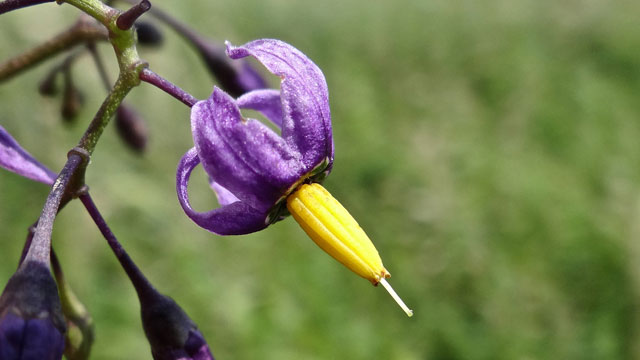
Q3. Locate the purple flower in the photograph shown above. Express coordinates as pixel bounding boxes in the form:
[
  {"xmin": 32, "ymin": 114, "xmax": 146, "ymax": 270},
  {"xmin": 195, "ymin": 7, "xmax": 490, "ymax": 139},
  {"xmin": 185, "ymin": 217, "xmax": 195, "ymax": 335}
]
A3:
[
  {"xmin": 177, "ymin": 39, "xmax": 333, "ymax": 235},
  {"xmin": 0, "ymin": 125, "xmax": 56, "ymax": 185},
  {"xmin": 0, "ymin": 261, "xmax": 66, "ymax": 360}
]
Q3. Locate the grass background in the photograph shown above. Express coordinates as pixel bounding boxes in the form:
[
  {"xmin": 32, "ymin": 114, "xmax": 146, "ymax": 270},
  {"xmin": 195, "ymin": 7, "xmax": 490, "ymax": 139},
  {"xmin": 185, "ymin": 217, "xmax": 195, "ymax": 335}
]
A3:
[{"xmin": 1, "ymin": 0, "xmax": 640, "ymax": 359}]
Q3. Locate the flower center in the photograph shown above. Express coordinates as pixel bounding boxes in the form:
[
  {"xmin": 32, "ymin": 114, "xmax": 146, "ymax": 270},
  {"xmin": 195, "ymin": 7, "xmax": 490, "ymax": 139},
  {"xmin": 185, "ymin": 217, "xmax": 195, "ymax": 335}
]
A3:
[{"xmin": 265, "ymin": 157, "xmax": 331, "ymax": 225}]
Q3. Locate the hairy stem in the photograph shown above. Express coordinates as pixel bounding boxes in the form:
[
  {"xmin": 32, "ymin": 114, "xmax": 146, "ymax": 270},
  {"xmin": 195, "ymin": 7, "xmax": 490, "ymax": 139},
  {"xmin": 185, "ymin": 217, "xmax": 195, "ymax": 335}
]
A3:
[
  {"xmin": 22, "ymin": 152, "xmax": 86, "ymax": 267},
  {"xmin": 61, "ymin": 0, "xmax": 117, "ymax": 25},
  {"xmin": 76, "ymin": 75, "xmax": 128, "ymax": 153},
  {"xmin": 17, "ymin": 195, "xmax": 72, "ymax": 267}
]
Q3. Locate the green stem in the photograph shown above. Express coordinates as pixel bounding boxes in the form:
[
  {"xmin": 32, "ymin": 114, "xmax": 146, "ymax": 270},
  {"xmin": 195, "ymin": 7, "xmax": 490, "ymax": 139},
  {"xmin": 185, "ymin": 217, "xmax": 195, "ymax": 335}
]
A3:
[
  {"xmin": 61, "ymin": 0, "xmax": 117, "ymax": 25},
  {"xmin": 77, "ymin": 72, "xmax": 134, "ymax": 154}
]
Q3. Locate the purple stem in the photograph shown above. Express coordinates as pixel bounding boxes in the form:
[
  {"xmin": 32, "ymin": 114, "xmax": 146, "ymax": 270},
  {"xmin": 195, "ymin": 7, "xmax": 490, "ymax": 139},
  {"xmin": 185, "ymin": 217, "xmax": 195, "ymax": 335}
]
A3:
[
  {"xmin": 22, "ymin": 153, "xmax": 84, "ymax": 268},
  {"xmin": 79, "ymin": 193, "xmax": 160, "ymax": 303},
  {"xmin": 116, "ymin": 0, "xmax": 151, "ymax": 30},
  {"xmin": 0, "ymin": 0, "xmax": 53, "ymax": 15},
  {"xmin": 17, "ymin": 194, "xmax": 74, "ymax": 268},
  {"xmin": 139, "ymin": 68, "xmax": 197, "ymax": 107}
]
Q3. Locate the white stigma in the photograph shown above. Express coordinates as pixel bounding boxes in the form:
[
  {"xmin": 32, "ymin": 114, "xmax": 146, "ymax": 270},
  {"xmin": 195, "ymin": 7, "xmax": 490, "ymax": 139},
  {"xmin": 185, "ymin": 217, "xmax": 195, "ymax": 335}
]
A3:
[{"xmin": 379, "ymin": 278, "xmax": 413, "ymax": 317}]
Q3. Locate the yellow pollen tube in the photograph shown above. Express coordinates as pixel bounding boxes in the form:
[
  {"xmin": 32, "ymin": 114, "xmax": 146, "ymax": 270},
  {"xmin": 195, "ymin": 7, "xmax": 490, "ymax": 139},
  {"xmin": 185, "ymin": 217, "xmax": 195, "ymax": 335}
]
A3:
[{"xmin": 287, "ymin": 183, "xmax": 413, "ymax": 317}]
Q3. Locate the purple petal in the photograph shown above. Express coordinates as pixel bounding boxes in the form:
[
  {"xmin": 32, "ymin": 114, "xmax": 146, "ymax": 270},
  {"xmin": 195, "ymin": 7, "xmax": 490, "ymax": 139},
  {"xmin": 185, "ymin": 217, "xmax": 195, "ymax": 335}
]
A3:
[
  {"xmin": 191, "ymin": 87, "xmax": 304, "ymax": 212},
  {"xmin": 208, "ymin": 179, "xmax": 239, "ymax": 206},
  {"xmin": 236, "ymin": 89, "xmax": 283, "ymax": 128},
  {"xmin": 0, "ymin": 125, "xmax": 56, "ymax": 185},
  {"xmin": 176, "ymin": 147, "xmax": 268, "ymax": 235},
  {"xmin": 226, "ymin": 39, "xmax": 334, "ymax": 171}
]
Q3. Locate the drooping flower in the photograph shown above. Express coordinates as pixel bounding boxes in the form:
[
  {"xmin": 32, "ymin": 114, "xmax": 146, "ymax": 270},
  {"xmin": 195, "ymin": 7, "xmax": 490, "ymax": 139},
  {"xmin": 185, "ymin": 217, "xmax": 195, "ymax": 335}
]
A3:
[
  {"xmin": 177, "ymin": 39, "xmax": 333, "ymax": 235},
  {"xmin": 177, "ymin": 39, "xmax": 412, "ymax": 316}
]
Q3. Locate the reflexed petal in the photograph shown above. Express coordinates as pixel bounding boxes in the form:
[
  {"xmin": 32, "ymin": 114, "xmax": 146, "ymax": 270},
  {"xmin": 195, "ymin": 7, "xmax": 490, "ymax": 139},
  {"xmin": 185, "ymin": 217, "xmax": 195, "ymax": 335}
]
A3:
[
  {"xmin": 236, "ymin": 89, "xmax": 283, "ymax": 128},
  {"xmin": 192, "ymin": 87, "xmax": 304, "ymax": 212},
  {"xmin": 0, "ymin": 125, "xmax": 56, "ymax": 185},
  {"xmin": 176, "ymin": 147, "xmax": 267, "ymax": 235},
  {"xmin": 226, "ymin": 39, "xmax": 334, "ymax": 171}
]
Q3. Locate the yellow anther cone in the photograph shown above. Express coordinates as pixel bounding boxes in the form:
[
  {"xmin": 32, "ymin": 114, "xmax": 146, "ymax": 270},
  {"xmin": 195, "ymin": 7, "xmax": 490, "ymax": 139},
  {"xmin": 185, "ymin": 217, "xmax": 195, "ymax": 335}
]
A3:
[{"xmin": 287, "ymin": 183, "xmax": 413, "ymax": 317}]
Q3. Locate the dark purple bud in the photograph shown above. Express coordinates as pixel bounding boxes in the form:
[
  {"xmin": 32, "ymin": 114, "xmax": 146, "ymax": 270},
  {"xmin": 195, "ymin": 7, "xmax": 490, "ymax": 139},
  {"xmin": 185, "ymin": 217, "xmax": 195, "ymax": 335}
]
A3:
[
  {"xmin": 115, "ymin": 103, "xmax": 149, "ymax": 152},
  {"xmin": 136, "ymin": 21, "xmax": 164, "ymax": 46},
  {"xmin": 0, "ymin": 261, "xmax": 66, "ymax": 360},
  {"xmin": 141, "ymin": 294, "xmax": 214, "ymax": 360}
]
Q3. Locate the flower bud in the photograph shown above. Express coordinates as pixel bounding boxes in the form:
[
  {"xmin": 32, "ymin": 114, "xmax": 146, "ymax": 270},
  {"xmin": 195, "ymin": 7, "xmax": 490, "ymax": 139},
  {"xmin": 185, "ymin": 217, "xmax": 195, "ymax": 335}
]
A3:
[
  {"xmin": 136, "ymin": 21, "xmax": 164, "ymax": 46},
  {"xmin": 115, "ymin": 103, "xmax": 149, "ymax": 152},
  {"xmin": 0, "ymin": 261, "xmax": 66, "ymax": 359},
  {"xmin": 141, "ymin": 293, "xmax": 214, "ymax": 360}
]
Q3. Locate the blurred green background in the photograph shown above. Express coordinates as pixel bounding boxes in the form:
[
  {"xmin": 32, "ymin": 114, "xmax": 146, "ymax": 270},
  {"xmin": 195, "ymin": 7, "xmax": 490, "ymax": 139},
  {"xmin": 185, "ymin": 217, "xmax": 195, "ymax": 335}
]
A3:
[{"xmin": 2, "ymin": 0, "xmax": 640, "ymax": 359}]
